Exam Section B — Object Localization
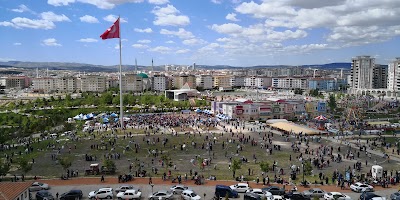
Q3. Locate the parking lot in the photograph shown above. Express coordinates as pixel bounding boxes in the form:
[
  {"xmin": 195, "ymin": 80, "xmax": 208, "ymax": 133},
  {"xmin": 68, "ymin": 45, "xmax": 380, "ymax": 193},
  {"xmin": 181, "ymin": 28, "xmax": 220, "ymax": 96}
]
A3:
[{"xmin": 38, "ymin": 183, "xmax": 398, "ymax": 200}]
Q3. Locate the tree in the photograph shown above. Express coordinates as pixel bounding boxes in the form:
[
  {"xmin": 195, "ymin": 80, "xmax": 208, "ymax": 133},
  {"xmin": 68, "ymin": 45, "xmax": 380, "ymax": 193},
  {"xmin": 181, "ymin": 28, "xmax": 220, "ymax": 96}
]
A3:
[
  {"xmin": 328, "ymin": 94, "xmax": 337, "ymax": 112},
  {"xmin": 18, "ymin": 158, "xmax": 32, "ymax": 174},
  {"xmin": 294, "ymin": 88, "xmax": 304, "ymax": 95},
  {"xmin": 303, "ymin": 160, "xmax": 313, "ymax": 176},
  {"xmin": 59, "ymin": 156, "xmax": 72, "ymax": 171},
  {"xmin": 103, "ymin": 160, "xmax": 116, "ymax": 173},
  {"xmin": 259, "ymin": 161, "xmax": 270, "ymax": 173},
  {"xmin": 231, "ymin": 159, "xmax": 241, "ymax": 178},
  {"xmin": 0, "ymin": 159, "xmax": 10, "ymax": 178}
]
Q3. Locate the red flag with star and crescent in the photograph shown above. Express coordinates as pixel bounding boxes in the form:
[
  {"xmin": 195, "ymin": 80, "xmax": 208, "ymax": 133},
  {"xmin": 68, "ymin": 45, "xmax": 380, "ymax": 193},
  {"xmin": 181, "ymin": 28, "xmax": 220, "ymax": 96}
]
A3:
[{"xmin": 100, "ymin": 18, "xmax": 120, "ymax": 40}]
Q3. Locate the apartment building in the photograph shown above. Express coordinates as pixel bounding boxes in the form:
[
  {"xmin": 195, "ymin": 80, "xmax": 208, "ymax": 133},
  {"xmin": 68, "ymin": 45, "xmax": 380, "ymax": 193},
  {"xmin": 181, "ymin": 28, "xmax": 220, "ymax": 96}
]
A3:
[
  {"xmin": 56, "ymin": 77, "xmax": 77, "ymax": 92},
  {"xmin": 152, "ymin": 74, "xmax": 167, "ymax": 92},
  {"xmin": 173, "ymin": 75, "xmax": 196, "ymax": 89},
  {"xmin": 387, "ymin": 57, "xmax": 400, "ymax": 92},
  {"xmin": 308, "ymin": 78, "xmax": 347, "ymax": 91},
  {"xmin": 121, "ymin": 74, "xmax": 143, "ymax": 92},
  {"xmin": 372, "ymin": 64, "xmax": 388, "ymax": 89},
  {"xmin": 272, "ymin": 77, "xmax": 308, "ymax": 89},
  {"xmin": 231, "ymin": 76, "xmax": 245, "ymax": 88},
  {"xmin": 32, "ymin": 77, "xmax": 55, "ymax": 93},
  {"xmin": 78, "ymin": 75, "xmax": 107, "ymax": 92},
  {"xmin": 351, "ymin": 56, "xmax": 375, "ymax": 90},
  {"xmin": 195, "ymin": 75, "xmax": 213, "ymax": 90},
  {"xmin": 213, "ymin": 75, "xmax": 231, "ymax": 88},
  {"xmin": 6, "ymin": 76, "xmax": 29, "ymax": 89}
]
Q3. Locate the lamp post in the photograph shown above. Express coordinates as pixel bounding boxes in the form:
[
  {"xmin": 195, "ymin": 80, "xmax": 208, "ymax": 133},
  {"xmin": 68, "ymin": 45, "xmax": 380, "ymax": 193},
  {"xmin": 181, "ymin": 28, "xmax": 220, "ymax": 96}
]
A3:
[
  {"xmin": 150, "ymin": 184, "xmax": 154, "ymax": 194},
  {"xmin": 302, "ymin": 161, "xmax": 305, "ymax": 185}
]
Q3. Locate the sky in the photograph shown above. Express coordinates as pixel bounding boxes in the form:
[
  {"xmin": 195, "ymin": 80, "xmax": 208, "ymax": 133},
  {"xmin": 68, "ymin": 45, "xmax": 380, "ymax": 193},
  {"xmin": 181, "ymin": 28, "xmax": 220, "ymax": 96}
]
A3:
[{"xmin": 0, "ymin": 0, "xmax": 400, "ymax": 67}]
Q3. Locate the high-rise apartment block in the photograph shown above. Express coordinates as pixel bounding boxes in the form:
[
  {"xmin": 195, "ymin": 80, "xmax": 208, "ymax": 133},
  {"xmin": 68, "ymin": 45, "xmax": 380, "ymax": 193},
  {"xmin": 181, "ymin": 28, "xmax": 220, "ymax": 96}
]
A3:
[
  {"xmin": 387, "ymin": 58, "xmax": 400, "ymax": 92},
  {"xmin": 350, "ymin": 56, "xmax": 375, "ymax": 90}
]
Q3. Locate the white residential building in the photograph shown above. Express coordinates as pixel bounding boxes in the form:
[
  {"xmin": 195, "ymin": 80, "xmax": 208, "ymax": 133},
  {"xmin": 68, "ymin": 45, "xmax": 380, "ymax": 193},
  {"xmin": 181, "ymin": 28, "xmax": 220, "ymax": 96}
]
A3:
[
  {"xmin": 387, "ymin": 58, "xmax": 400, "ymax": 92},
  {"xmin": 153, "ymin": 74, "xmax": 167, "ymax": 91},
  {"xmin": 121, "ymin": 74, "xmax": 143, "ymax": 92},
  {"xmin": 196, "ymin": 75, "xmax": 213, "ymax": 90},
  {"xmin": 272, "ymin": 77, "xmax": 308, "ymax": 89},
  {"xmin": 350, "ymin": 55, "xmax": 375, "ymax": 91},
  {"xmin": 78, "ymin": 75, "xmax": 107, "ymax": 92}
]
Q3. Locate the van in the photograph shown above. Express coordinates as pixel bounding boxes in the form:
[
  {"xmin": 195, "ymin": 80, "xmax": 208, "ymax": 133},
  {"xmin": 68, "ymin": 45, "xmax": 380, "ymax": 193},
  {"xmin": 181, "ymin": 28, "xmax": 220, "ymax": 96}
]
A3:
[
  {"xmin": 215, "ymin": 185, "xmax": 239, "ymax": 199},
  {"xmin": 50, "ymin": 133, "xmax": 58, "ymax": 138}
]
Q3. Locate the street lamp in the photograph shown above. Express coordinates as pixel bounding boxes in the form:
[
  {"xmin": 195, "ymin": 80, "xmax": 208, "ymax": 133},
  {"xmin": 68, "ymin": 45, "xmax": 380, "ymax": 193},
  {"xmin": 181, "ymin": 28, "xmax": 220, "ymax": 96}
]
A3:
[
  {"xmin": 150, "ymin": 184, "xmax": 154, "ymax": 194},
  {"xmin": 302, "ymin": 161, "xmax": 305, "ymax": 186}
]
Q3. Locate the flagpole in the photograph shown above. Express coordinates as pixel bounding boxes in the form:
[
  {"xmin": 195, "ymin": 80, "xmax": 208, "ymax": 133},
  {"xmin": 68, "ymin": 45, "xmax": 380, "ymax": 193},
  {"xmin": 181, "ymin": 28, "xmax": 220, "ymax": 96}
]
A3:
[{"xmin": 118, "ymin": 16, "xmax": 124, "ymax": 130}]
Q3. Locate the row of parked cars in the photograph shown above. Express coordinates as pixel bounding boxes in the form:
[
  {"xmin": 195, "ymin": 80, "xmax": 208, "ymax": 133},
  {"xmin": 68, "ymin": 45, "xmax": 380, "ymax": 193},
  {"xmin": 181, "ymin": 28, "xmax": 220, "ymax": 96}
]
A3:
[{"xmin": 217, "ymin": 182, "xmax": 386, "ymax": 200}]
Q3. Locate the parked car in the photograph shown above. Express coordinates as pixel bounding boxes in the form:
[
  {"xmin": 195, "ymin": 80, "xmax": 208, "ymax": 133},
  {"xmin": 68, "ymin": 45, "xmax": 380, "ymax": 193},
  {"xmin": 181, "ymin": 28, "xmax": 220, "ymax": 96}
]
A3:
[
  {"xmin": 115, "ymin": 185, "xmax": 137, "ymax": 193},
  {"xmin": 148, "ymin": 190, "xmax": 173, "ymax": 200},
  {"xmin": 390, "ymin": 192, "xmax": 400, "ymax": 200},
  {"xmin": 170, "ymin": 185, "xmax": 189, "ymax": 194},
  {"xmin": 30, "ymin": 182, "xmax": 50, "ymax": 191},
  {"xmin": 60, "ymin": 190, "xmax": 83, "ymax": 200},
  {"xmin": 230, "ymin": 183, "xmax": 250, "ymax": 193},
  {"xmin": 215, "ymin": 185, "xmax": 239, "ymax": 199},
  {"xmin": 36, "ymin": 190, "xmax": 54, "ymax": 200},
  {"xmin": 284, "ymin": 192, "xmax": 311, "ymax": 200},
  {"xmin": 350, "ymin": 182, "xmax": 374, "ymax": 193},
  {"xmin": 272, "ymin": 195, "xmax": 284, "ymax": 200},
  {"xmin": 324, "ymin": 192, "xmax": 351, "ymax": 200},
  {"xmin": 360, "ymin": 192, "xmax": 386, "ymax": 200},
  {"xmin": 244, "ymin": 192, "xmax": 262, "ymax": 200},
  {"xmin": 302, "ymin": 188, "xmax": 326, "ymax": 198},
  {"xmin": 181, "ymin": 190, "xmax": 201, "ymax": 200},
  {"xmin": 88, "ymin": 188, "xmax": 113, "ymax": 199},
  {"xmin": 116, "ymin": 189, "xmax": 142, "ymax": 200},
  {"xmin": 246, "ymin": 188, "xmax": 272, "ymax": 199},
  {"xmin": 262, "ymin": 186, "xmax": 285, "ymax": 195}
]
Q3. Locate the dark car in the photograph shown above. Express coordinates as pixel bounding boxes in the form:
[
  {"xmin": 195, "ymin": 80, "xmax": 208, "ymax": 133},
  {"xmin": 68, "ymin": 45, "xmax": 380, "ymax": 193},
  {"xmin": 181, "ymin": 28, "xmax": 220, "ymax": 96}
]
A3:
[
  {"xmin": 284, "ymin": 192, "xmax": 311, "ymax": 200},
  {"xmin": 262, "ymin": 186, "xmax": 285, "ymax": 195},
  {"xmin": 360, "ymin": 192, "xmax": 385, "ymax": 200},
  {"xmin": 215, "ymin": 185, "xmax": 239, "ymax": 199},
  {"xmin": 60, "ymin": 190, "xmax": 83, "ymax": 200},
  {"xmin": 244, "ymin": 192, "xmax": 262, "ymax": 200},
  {"xmin": 391, "ymin": 192, "xmax": 400, "ymax": 200},
  {"xmin": 36, "ymin": 190, "xmax": 54, "ymax": 200}
]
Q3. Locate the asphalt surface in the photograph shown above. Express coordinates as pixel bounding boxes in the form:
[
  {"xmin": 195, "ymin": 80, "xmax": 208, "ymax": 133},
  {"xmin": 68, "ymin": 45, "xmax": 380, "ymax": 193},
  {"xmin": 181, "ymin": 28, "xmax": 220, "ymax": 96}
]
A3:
[{"xmin": 39, "ymin": 183, "xmax": 397, "ymax": 200}]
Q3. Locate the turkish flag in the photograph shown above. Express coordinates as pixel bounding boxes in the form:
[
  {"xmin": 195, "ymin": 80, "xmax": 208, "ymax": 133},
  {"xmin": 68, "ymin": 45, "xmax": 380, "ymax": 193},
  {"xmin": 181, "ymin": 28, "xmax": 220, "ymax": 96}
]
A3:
[{"xmin": 100, "ymin": 18, "xmax": 120, "ymax": 40}]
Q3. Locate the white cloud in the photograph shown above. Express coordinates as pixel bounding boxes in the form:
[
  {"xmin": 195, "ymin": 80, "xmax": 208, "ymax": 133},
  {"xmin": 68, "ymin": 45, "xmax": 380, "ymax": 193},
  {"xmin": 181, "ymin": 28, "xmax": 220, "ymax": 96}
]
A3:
[
  {"xmin": 0, "ymin": 11, "xmax": 72, "ymax": 30},
  {"xmin": 198, "ymin": 43, "xmax": 220, "ymax": 53},
  {"xmin": 13, "ymin": 43, "xmax": 22, "ymax": 46},
  {"xmin": 134, "ymin": 28, "xmax": 153, "ymax": 33},
  {"xmin": 211, "ymin": 0, "xmax": 223, "ymax": 4},
  {"xmin": 165, "ymin": 40, "xmax": 174, "ymax": 44},
  {"xmin": 42, "ymin": 38, "xmax": 61, "ymax": 46},
  {"xmin": 48, "ymin": 0, "xmax": 144, "ymax": 9},
  {"xmin": 138, "ymin": 39, "xmax": 151, "ymax": 43},
  {"xmin": 235, "ymin": 1, "xmax": 296, "ymax": 18},
  {"xmin": 226, "ymin": 13, "xmax": 239, "ymax": 21},
  {"xmin": 132, "ymin": 44, "xmax": 149, "ymax": 48},
  {"xmin": 40, "ymin": 12, "xmax": 71, "ymax": 22},
  {"xmin": 80, "ymin": 15, "xmax": 99, "ymax": 23},
  {"xmin": 211, "ymin": 23, "xmax": 242, "ymax": 34},
  {"xmin": 148, "ymin": 0, "xmax": 169, "ymax": 5},
  {"xmin": 103, "ymin": 15, "xmax": 127, "ymax": 23},
  {"xmin": 78, "ymin": 38, "xmax": 98, "ymax": 42},
  {"xmin": 176, "ymin": 49, "xmax": 190, "ymax": 54},
  {"xmin": 160, "ymin": 28, "xmax": 194, "ymax": 39},
  {"xmin": 0, "ymin": 58, "xmax": 16, "ymax": 62},
  {"xmin": 152, "ymin": 4, "xmax": 190, "ymax": 26},
  {"xmin": 115, "ymin": 44, "xmax": 123, "ymax": 49},
  {"xmin": 1, "ymin": 18, "xmax": 55, "ymax": 29},
  {"xmin": 266, "ymin": 30, "xmax": 307, "ymax": 41},
  {"xmin": 182, "ymin": 38, "xmax": 206, "ymax": 45},
  {"xmin": 47, "ymin": 0, "xmax": 75, "ymax": 6},
  {"xmin": 11, "ymin": 4, "xmax": 34, "ymax": 13},
  {"xmin": 148, "ymin": 46, "xmax": 172, "ymax": 53}
]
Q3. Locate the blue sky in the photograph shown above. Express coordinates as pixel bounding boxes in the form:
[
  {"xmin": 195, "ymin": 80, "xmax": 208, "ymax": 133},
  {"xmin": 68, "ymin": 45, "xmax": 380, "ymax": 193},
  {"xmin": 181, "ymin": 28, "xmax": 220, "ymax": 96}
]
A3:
[{"xmin": 1, "ymin": 0, "xmax": 400, "ymax": 67}]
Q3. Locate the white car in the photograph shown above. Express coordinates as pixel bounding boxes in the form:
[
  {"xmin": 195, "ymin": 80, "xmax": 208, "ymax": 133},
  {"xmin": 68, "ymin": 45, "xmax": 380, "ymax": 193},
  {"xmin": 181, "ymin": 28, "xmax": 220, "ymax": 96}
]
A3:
[
  {"xmin": 350, "ymin": 182, "xmax": 374, "ymax": 193},
  {"xmin": 271, "ymin": 195, "xmax": 284, "ymax": 200},
  {"xmin": 88, "ymin": 188, "xmax": 113, "ymax": 199},
  {"xmin": 29, "ymin": 182, "xmax": 50, "ymax": 191},
  {"xmin": 181, "ymin": 190, "xmax": 201, "ymax": 200},
  {"xmin": 246, "ymin": 188, "xmax": 272, "ymax": 198},
  {"xmin": 115, "ymin": 185, "xmax": 138, "ymax": 193},
  {"xmin": 170, "ymin": 185, "xmax": 189, "ymax": 194},
  {"xmin": 230, "ymin": 183, "xmax": 250, "ymax": 193},
  {"xmin": 324, "ymin": 192, "xmax": 351, "ymax": 200},
  {"xmin": 117, "ymin": 189, "xmax": 142, "ymax": 200}
]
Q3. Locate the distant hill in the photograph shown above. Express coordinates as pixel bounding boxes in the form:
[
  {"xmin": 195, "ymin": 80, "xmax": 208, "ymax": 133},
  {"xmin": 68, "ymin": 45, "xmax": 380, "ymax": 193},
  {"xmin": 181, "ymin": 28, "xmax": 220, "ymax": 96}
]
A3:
[{"xmin": 0, "ymin": 61, "xmax": 352, "ymax": 72}]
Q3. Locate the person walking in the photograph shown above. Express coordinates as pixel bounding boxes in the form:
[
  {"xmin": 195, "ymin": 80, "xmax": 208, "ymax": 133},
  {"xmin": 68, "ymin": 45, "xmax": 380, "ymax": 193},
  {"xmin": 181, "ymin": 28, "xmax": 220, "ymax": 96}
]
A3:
[
  {"xmin": 101, "ymin": 175, "xmax": 105, "ymax": 182},
  {"xmin": 149, "ymin": 176, "xmax": 152, "ymax": 184}
]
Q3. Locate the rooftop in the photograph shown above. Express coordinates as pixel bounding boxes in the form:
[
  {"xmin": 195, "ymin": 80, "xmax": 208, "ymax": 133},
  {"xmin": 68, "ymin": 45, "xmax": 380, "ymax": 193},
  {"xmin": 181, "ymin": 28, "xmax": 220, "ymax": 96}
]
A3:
[{"xmin": 0, "ymin": 181, "xmax": 32, "ymax": 200}]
